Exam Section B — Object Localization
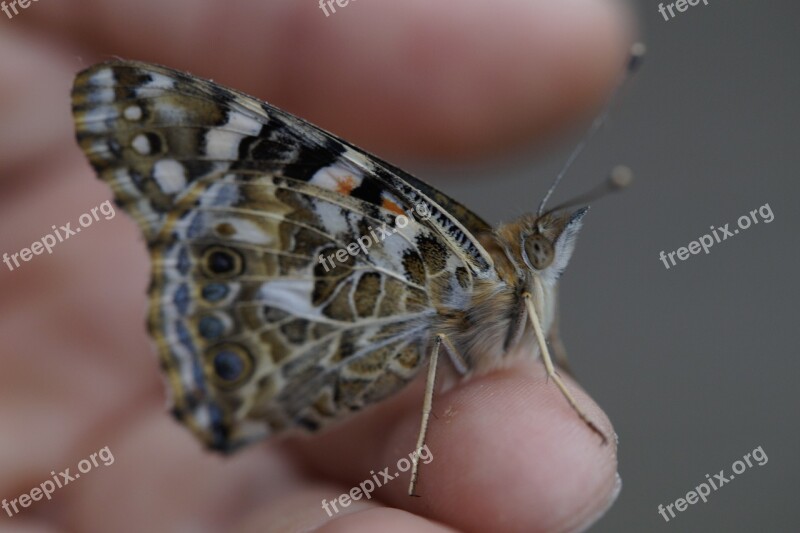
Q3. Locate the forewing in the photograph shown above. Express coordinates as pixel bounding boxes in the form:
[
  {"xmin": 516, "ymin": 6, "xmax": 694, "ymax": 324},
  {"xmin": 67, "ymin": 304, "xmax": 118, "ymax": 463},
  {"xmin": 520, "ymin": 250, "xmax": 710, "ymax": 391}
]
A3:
[{"xmin": 71, "ymin": 61, "xmax": 486, "ymax": 450}]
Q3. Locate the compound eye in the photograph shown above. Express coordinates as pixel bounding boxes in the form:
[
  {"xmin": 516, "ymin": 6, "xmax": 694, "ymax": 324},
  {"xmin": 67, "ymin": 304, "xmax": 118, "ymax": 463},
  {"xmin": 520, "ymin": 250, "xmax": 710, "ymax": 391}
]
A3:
[{"xmin": 524, "ymin": 234, "xmax": 555, "ymax": 270}]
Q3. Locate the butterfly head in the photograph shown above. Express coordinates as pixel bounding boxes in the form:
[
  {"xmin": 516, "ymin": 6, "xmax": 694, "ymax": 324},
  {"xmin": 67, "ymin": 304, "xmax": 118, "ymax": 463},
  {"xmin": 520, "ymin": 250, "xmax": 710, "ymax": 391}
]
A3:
[
  {"xmin": 511, "ymin": 166, "xmax": 632, "ymax": 287},
  {"xmin": 487, "ymin": 207, "xmax": 588, "ymax": 292},
  {"xmin": 476, "ymin": 207, "xmax": 588, "ymax": 349},
  {"xmin": 519, "ymin": 207, "xmax": 588, "ymax": 287}
]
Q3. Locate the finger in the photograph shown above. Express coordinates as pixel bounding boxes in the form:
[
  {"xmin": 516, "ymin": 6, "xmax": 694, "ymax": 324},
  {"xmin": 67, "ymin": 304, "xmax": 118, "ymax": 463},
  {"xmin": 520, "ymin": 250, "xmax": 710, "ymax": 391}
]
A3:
[
  {"xmin": 63, "ymin": 413, "xmax": 302, "ymax": 531},
  {"xmin": 0, "ymin": 159, "xmax": 161, "ymax": 497},
  {"xmin": 289, "ymin": 358, "xmax": 619, "ymax": 532},
  {"xmin": 22, "ymin": 0, "xmax": 633, "ymax": 158},
  {"xmin": 237, "ymin": 489, "xmax": 457, "ymax": 533},
  {"xmin": 0, "ymin": 29, "xmax": 79, "ymax": 175}
]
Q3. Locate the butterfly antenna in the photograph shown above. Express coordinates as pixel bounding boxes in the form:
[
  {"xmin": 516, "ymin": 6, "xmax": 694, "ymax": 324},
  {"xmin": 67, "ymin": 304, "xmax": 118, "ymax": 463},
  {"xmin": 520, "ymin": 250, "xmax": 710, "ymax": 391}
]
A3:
[
  {"xmin": 537, "ymin": 42, "xmax": 645, "ymax": 216},
  {"xmin": 545, "ymin": 165, "xmax": 633, "ymax": 214}
]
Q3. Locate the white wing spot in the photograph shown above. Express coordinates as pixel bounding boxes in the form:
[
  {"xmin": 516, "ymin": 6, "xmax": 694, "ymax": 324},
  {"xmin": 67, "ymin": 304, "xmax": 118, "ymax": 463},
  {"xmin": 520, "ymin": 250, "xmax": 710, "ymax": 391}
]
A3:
[
  {"xmin": 132, "ymin": 134, "xmax": 151, "ymax": 155},
  {"xmin": 88, "ymin": 139, "xmax": 113, "ymax": 161},
  {"xmin": 137, "ymin": 72, "xmax": 176, "ymax": 98},
  {"xmin": 113, "ymin": 168, "xmax": 141, "ymax": 196},
  {"xmin": 87, "ymin": 88, "xmax": 115, "ymax": 104},
  {"xmin": 88, "ymin": 68, "xmax": 114, "ymax": 86},
  {"xmin": 153, "ymin": 160, "xmax": 187, "ymax": 195},
  {"xmin": 144, "ymin": 72, "xmax": 175, "ymax": 89},
  {"xmin": 314, "ymin": 201, "xmax": 350, "ymax": 237},
  {"xmin": 81, "ymin": 106, "xmax": 117, "ymax": 133},
  {"xmin": 258, "ymin": 280, "xmax": 318, "ymax": 316},
  {"xmin": 124, "ymin": 105, "xmax": 143, "ymax": 121},
  {"xmin": 205, "ymin": 111, "xmax": 264, "ymax": 159},
  {"xmin": 227, "ymin": 111, "xmax": 263, "ymax": 135},
  {"xmin": 205, "ymin": 129, "xmax": 241, "ymax": 159},
  {"xmin": 309, "ymin": 164, "xmax": 364, "ymax": 195}
]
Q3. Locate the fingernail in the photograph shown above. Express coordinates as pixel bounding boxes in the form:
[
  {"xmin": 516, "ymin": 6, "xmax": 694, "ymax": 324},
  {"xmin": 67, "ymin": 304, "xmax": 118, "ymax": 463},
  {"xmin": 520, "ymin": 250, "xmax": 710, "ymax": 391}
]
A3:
[{"xmin": 573, "ymin": 471, "xmax": 622, "ymax": 533}]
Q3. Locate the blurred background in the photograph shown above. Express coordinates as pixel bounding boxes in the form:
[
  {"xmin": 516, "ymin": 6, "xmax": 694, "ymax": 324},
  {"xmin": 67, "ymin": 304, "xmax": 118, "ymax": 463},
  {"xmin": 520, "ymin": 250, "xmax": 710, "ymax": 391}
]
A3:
[
  {"xmin": 420, "ymin": 2, "xmax": 800, "ymax": 531},
  {"xmin": 1, "ymin": 1, "xmax": 798, "ymax": 532}
]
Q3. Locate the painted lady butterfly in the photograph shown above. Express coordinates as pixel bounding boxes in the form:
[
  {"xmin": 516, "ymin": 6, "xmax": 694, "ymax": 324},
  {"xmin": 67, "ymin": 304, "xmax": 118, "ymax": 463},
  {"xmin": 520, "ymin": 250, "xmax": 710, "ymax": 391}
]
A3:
[{"xmin": 71, "ymin": 59, "xmax": 631, "ymax": 494}]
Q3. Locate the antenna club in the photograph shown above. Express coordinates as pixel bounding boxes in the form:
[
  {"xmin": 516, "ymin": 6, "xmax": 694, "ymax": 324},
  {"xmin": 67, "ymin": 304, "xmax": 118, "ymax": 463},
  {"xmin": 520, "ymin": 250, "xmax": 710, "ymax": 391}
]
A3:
[
  {"xmin": 628, "ymin": 42, "xmax": 646, "ymax": 72},
  {"xmin": 610, "ymin": 165, "xmax": 634, "ymax": 189},
  {"xmin": 536, "ymin": 44, "xmax": 641, "ymax": 216}
]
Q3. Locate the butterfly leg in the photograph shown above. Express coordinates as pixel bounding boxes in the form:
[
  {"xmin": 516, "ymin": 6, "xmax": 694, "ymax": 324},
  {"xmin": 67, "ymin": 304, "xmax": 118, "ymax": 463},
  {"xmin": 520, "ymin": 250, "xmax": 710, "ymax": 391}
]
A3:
[
  {"xmin": 522, "ymin": 291, "xmax": 608, "ymax": 444},
  {"xmin": 547, "ymin": 296, "xmax": 573, "ymax": 375},
  {"xmin": 408, "ymin": 333, "xmax": 450, "ymax": 496}
]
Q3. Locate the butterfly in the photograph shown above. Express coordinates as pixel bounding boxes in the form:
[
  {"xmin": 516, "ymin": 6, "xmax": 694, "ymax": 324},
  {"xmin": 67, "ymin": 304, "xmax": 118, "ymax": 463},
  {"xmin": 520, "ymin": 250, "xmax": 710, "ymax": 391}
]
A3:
[{"xmin": 71, "ymin": 60, "xmax": 619, "ymax": 495}]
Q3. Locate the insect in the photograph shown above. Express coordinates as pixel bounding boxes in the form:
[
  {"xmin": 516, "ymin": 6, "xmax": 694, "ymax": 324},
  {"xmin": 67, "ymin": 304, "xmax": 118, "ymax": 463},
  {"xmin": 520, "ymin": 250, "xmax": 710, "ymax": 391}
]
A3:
[{"xmin": 71, "ymin": 53, "xmax": 638, "ymax": 495}]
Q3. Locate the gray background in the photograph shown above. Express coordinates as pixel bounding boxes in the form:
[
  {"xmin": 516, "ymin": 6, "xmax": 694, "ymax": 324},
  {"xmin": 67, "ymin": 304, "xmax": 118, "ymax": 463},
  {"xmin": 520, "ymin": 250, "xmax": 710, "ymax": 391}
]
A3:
[{"xmin": 413, "ymin": 1, "xmax": 800, "ymax": 531}]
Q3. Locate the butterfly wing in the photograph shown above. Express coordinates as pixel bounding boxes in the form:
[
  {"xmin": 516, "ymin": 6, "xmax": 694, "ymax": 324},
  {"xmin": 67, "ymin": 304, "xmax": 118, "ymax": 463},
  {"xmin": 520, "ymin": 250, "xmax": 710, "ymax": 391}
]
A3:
[{"xmin": 72, "ymin": 61, "xmax": 495, "ymax": 450}]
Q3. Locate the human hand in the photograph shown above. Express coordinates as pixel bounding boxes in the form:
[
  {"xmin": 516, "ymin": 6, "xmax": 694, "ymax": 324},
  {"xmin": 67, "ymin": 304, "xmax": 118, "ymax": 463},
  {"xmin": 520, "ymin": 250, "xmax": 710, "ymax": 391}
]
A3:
[{"xmin": 0, "ymin": 1, "xmax": 632, "ymax": 531}]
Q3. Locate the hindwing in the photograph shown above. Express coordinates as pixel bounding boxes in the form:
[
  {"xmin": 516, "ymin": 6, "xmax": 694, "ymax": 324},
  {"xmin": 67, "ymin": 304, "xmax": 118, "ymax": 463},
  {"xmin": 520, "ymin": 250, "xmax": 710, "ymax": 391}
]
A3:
[{"xmin": 72, "ymin": 61, "xmax": 496, "ymax": 450}]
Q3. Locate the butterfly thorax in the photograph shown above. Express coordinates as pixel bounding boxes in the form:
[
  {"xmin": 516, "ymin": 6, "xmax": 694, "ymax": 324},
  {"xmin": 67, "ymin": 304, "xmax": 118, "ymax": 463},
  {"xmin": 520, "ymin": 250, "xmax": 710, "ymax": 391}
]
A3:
[{"xmin": 435, "ymin": 209, "xmax": 587, "ymax": 375}]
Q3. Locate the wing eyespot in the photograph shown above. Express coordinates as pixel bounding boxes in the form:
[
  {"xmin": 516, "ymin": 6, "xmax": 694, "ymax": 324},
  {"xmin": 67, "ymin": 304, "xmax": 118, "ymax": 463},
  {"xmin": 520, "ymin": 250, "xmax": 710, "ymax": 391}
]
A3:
[
  {"xmin": 201, "ymin": 246, "xmax": 244, "ymax": 278},
  {"xmin": 206, "ymin": 344, "xmax": 254, "ymax": 389},
  {"xmin": 198, "ymin": 315, "xmax": 226, "ymax": 340},
  {"xmin": 201, "ymin": 283, "xmax": 229, "ymax": 303}
]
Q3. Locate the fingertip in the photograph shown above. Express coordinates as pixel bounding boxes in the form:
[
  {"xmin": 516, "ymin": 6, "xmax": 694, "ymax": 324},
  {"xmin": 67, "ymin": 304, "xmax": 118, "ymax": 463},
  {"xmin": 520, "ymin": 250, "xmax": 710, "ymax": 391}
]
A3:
[
  {"xmin": 27, "ymin": 0, "xmax": 636, "ymax": 159},
  {"xmin": 300, "ymin": 0, "xmax": 638, "ymax": 158},
  {"xmin": 394, "ymin": 362, "xmax": 620, "ymax": 532},
  {"xmin": 312, "ymin": 508, "xmax": 456, "ymax": 533}
]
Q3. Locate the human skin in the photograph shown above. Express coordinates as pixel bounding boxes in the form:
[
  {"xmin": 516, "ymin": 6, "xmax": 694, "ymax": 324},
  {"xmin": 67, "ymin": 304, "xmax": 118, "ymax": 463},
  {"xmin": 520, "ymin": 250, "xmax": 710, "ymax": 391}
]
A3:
[{"xmin": 0, "ymin": 1, "xmax": 633, "ymax": 531}]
